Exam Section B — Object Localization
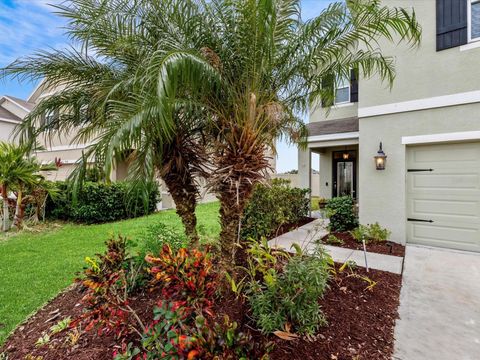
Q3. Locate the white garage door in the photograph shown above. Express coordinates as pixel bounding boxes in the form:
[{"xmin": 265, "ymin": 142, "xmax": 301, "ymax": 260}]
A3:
[{"xmin": 406, "ymin": 142, "xmax": 480, "ymax": 252}]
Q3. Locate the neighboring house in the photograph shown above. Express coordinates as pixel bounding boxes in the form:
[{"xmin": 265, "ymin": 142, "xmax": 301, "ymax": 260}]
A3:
[
  {"xmin": 0, "ymin": 95, "xmax": 33, "ymax": 142},
  {"xmin": 273, "ymin": 171, "xmax": 321, "ymax": 197},
  {"xmin": 299, "ymin": 0, "xmax": 480, "ymax": 252}
]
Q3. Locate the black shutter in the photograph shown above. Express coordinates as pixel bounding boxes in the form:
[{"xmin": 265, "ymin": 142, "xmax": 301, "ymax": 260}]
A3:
[
  {"xmin": 436, "ymin": 0, "xmax": 468, "ymax": 51},
  {"xmin": 350, "ymin": 68, "xmax": 358, "ymax": 103},
  {"xmin": 321, "ymin": 73, "xmax": 335, "ymax": 108}
]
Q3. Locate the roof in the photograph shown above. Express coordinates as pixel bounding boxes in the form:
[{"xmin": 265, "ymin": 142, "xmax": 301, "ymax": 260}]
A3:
[
  {"xmin": 3, "ymin": 95, "xmax": 36, "ymax": 112},
  {"xmin": 306, "ymin": 117, "xmax": 359, "ymax": 137},
  {"xmin": 0, "ymin": 106, "xmax": 21, "ymax": 123}
]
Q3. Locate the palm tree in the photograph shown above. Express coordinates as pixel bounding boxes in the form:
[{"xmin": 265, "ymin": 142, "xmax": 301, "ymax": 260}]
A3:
[
  {"xmin": 2, "ymin": 0, "xmax": 210, "ymax": 242},
  {"xmin": 131, "ymin": 0, "xmax": 421, "ymax": 262},
  {"xmin": 0, "ymin": 142, "xmax": 55, "ymax": 231},
  {"xmin": 3, "ymin": 0, "xmax": 421, "ymax": 261}
]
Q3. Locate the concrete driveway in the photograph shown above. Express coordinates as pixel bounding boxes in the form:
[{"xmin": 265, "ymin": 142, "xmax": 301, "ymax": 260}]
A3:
[{"xmin": 394, "ymin": 245, "xmax": 480, "ymax": 360}]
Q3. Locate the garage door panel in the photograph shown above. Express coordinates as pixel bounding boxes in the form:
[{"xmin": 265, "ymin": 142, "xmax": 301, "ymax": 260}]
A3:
[
  {"xmin": 410, "ymin": 173, "xmax": 480, "ymax": 190},
  {"xmin": 409, "ymin": 143, "xmax": 480, "ymax": 166},
  {"xmin": 411, "ymin": 223, "xmax": 478, "ymax": 242},
  {"xmin": 410, "ymin": 198, "xmax": 480, "ymax": 218},
  {"xmin": 407, "ymin": 142, "xmax": 480, "ymax": 252}
]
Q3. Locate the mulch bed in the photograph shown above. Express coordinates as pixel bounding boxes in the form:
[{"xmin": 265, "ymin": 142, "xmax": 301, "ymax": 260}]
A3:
[
  {"xmin": 322, "ymin": 232, "xmax": 406, "ymax": 257},
  {"xmin": 1, "ymin": 265, "xmax": 402, "ymax": 360}
]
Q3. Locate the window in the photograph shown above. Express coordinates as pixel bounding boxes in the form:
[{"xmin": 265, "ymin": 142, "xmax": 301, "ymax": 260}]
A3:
[
  {"xmin": 45, "ymin": 110, "xmax": 55, "ymax": 125},
  {"xmin": 42, "ymin": 109, "xmax": 59, "ymax": 127},
  {"xmin": 334, "ymin": 75, "xmax": 350, "ymax": 105},
  {"xmin": 470, "ymin": 0, "xmax": 480, "ymax": 41}
]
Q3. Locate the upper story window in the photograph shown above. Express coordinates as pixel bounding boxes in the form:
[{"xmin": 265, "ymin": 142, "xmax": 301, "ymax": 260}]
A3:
[
  {"xmin": 469, "ymin": 0, "xmax": 480, "ymax": 41},
  {"xmin": 335, "ymin": 76, "xmax": 350, "ymax": 105},
  {"xmin": 41, "ymin": 109, "xmax": 59, "ymax": 127}
]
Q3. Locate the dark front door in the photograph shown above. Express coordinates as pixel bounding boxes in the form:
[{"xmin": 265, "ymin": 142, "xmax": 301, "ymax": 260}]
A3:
[{"xmin": 332, "ymin": 150, "xmax": 357, "ymax": 199}]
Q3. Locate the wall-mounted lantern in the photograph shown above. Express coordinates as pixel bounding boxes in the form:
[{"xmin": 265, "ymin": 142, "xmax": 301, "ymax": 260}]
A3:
[
  {"xmin": 342, "ymin": 152, "xmax": 350, "ymax": 160},
  {"xmin": 374, "ymin": 142, "xmax": 387, "ymax": 170}
]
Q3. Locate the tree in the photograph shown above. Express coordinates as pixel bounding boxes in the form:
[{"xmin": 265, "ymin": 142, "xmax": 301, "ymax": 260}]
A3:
[
  {"xmin": 3, "ymin": 0, "xmax": 421, "ymax": 261},
  {"xmin": 0, "ymin": 142, "xmax": 55, "ymax": 231},
  {"xmin": 135, "ymin": 0, "xmax": 421, "ymax": 262},
  {"xmin": 2, "ymin": 0, "xmax": 210, "ymax": 242}
]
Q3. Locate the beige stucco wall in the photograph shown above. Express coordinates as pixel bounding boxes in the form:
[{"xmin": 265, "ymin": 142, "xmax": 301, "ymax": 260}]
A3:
[
  {"xmin": 359, "ymin": 102, "xmax": 480, "ymax": 244},
  {"xmin": 361, "ymin": 0, "xmax": 480, "ymax": 107},
  {"xmin": 310, "ymin": 103, "xmax": 358, "ymax": 123}
]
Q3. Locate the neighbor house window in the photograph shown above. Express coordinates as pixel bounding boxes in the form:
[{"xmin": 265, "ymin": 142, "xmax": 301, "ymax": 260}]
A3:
[
  {"xmin": 42, "ymin": 109, "xmax": 59, "ymax": 127},
  {"xmin": 45, "ymin": 110, "xmax": 56, "ymax": 125},
  {"xmin": 334, "ymin": 75, "xmax": 350, "ymax": 104},
  {"xmin": 470, "ymin": 0, "xmax": 480, "ymax": 41}
]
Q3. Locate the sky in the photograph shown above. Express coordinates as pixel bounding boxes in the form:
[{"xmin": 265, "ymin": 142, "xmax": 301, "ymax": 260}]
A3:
[{"xmin": 0, "ymin": 0, "xmax": 333, "ymax": 172}]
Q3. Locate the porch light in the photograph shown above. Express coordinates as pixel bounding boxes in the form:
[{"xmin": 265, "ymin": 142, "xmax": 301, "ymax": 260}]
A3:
[
  {"xmin": 374, "ymin": 142, "xmax": 387, "ymax": 170},
  {"xmin": 342, "ymin": 152, "xmax": 350, "ymax": 160}
]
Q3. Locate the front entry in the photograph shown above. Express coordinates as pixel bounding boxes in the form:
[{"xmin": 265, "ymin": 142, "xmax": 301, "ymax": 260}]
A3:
[{"xmin": 332, "ymin": 150, "xmax": 357, "ymax": 199}]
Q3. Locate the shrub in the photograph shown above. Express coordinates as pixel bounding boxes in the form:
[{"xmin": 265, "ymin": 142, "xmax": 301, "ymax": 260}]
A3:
[
  {"xmin": 350, "ymin": 224, "xmax": 369, "ymax": 243},
  {"xmin": 45, "ymin": 181, "xmax": 159, "ymax": 223},
  {"xmin": 242, "ymin": 179, "xmax": 309, "ymax": 240},
  {"xmin": 350, "ymin": 222, "xmax": 391, "ymax": 243},
  {"xmin": 118, "ymin": 301, "xmax": 256, "ymax": 360},
  {"xmin": 325, "ymin": 196, "xmax": 358, "ymax": 232},
  {"xmin": 324, "ymin": 234, "xmax": 344, "ymax": 246},
  {"xmin": 138, "ymin": 223, "xmax": 188, "ymax": 258},
  {"xmin": 72, "ymin": 236, "xmax": 140, "ymax": 338},
  {"xmin": 145, "ymin": 245, "xmax": 217, "ymax": 310},
  {"xmin": 367, "ymin": 222, "xmax": 391, "ymax": 242},
  {"xmin": 248, "ymin": 246, "xmax": 332, "ymax": 335}
]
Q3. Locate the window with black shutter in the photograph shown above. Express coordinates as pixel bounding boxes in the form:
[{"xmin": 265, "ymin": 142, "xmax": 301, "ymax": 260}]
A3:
[{"xmin": 436, "ymin": 0, "xmax": 468, "ymax": 51}]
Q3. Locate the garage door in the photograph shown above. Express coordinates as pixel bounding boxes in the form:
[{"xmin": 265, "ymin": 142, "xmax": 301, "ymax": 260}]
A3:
[{"xmin": 406, "ymin": 142, "xmax": 480, "ymax": 252}]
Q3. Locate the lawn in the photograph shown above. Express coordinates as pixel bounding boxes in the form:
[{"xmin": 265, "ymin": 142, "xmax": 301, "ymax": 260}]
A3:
[{"xmin": 0, "ymin": 201, "xmax": 220, "ymax": 345}]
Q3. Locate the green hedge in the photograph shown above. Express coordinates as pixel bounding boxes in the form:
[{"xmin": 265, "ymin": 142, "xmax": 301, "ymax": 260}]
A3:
[
  {"xmin": 241, "ymin": 179, "xmax": 310, "ymax": 240},
  {"xmin": 46, "ymin": 181, "xmax": 159, "ymax": 224}
]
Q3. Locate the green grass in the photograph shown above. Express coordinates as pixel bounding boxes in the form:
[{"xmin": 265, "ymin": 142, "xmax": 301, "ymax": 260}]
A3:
[{"xmin": 0, "ymin": 202, "xmax": 220, "ymax": 345}]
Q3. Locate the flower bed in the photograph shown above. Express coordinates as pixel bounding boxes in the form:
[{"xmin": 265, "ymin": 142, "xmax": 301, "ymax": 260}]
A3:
[
  {"xmin": 321, "ymin": 232, "xmax": 406, "ymax": 257},
  {"xmin": 1, "ymin": 262, "xmax": 401, "ymax": 360}
]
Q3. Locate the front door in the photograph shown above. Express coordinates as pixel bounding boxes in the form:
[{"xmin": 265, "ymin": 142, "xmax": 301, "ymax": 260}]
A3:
[{"xmin": 332, "ymin": 150, "xmax": 357, "ymax": 198}]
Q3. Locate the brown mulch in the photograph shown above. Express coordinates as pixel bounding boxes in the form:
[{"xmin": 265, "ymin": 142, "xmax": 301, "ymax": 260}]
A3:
[
  {"xmin": 267, "ymin": 266, "xmax": 402, "ymax": 360},
  {"xmin": 1, "ymin": 265, "xmax": 402, "ymax": 360},
  {"xmin": 322, "ymin": 232, "xmax": 406, "ymax": 257}
]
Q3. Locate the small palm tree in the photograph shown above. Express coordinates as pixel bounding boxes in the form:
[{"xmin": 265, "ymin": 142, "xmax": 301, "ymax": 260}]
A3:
[{"xmin": 0, "ymin": 142, "xmax": 55, "ymax": 231}]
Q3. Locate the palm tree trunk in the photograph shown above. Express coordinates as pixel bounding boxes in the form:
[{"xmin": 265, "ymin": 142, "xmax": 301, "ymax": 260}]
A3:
[
  {"xmin": 162, "ymin": 175, "xmax": 199, "ymax": 245},
  {"xmin": 1, "ymin": 185, "xmax": 10, "ymax": 232},
  {"xmin": 14, "ymin": 189, "xmax": 23, "ymax": 229},
  {"xmin": 217, "ymin": 183, "xmax": 254, "ymax": 266}
]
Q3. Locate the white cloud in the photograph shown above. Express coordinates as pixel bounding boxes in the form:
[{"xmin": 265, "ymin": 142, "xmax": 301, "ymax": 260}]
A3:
[{"xmin": 0, "ymin": 0, "xmax": 66, "ymax": 66}]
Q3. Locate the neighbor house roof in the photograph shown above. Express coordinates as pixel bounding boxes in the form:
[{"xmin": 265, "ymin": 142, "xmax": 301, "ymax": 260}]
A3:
[
  {"xmin": 306, "ymin": 117, "xmax": 359, "ymax": 137},
  {"xmin": 0, "ymin": 106, "xmax": 22, "ymax": 123},
  {"xmin": 3, "ymin": 95, "xmax": 36, "ymax": 112}
]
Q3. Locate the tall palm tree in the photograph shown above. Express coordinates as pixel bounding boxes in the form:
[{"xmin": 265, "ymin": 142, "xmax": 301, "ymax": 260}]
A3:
[{"xmin": 133, "ymin": 0, "xmax": 421, "ymax": 262}]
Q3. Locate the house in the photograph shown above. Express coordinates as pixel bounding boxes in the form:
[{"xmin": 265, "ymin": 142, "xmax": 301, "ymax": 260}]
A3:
[
  {"xmin": 299, "ymin": 0, "xmax": 480, "ymax": 252},
  {"xmin": 0, "ymin": 95, "xmax": 34, "ymax": 142}
]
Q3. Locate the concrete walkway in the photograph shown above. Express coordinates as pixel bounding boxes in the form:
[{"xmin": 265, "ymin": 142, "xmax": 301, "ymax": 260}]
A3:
[
  {"xmin": 268, "ymin": 219, "xmax": 404, "ymax": 274},
  {"xmin": 394, "ymin": 245, "xmax": 480, "ymax": 360}
]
